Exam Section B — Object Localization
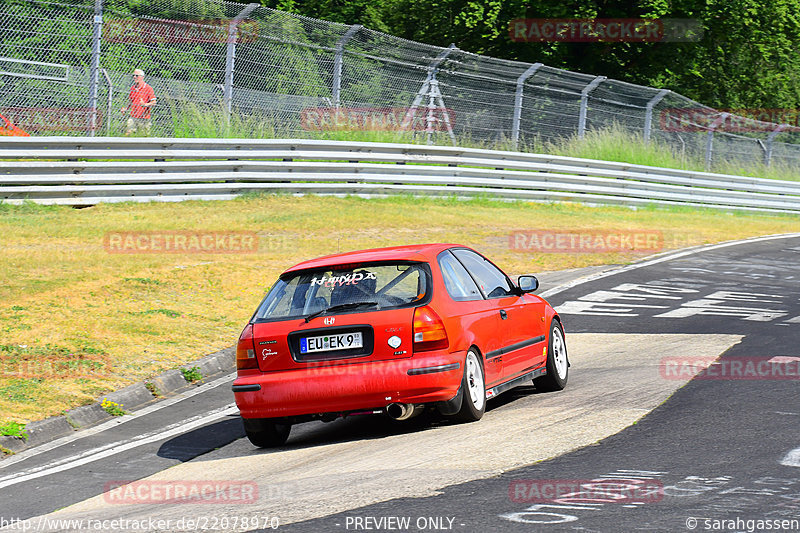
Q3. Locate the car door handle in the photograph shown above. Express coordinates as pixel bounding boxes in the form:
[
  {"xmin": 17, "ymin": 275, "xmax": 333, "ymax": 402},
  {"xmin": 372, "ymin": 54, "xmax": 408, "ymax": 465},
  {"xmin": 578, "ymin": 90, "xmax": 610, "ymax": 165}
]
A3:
[{"xmin": 499, "ymin": 309, "xmax": 508, "ymax": 320}]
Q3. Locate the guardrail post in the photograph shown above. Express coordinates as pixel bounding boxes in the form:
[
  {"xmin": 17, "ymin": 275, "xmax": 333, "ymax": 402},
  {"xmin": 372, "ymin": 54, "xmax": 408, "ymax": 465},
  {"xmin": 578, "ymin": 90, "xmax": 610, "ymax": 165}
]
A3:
[
  {"xmin": 705, "ymin": 112, "xmax": 730, "ymax": 171},
  {"xmin": 511, "ymin": 63, "xmax": 543, "ymax": 151},
  {"xmin": 577, "ymin": 76, "xmax": 606, "ymax": 139},
  {"xmin": 764, "ymin": 124, "xmax": 788, "ymax": 167},
  {"xmin": 87, "ymin": 0, "xmax": 102, "ymax": 136},
  {"xmin": 332, "ymin": 24, "xmax": 362, "ymax": 108},
  {"xmin": 223, "ymin": 3, "xmax": 259, "ymax": 123},
  {"xmin": 644, "ymin": 89, "xmax": 670, "ymax": 144}
]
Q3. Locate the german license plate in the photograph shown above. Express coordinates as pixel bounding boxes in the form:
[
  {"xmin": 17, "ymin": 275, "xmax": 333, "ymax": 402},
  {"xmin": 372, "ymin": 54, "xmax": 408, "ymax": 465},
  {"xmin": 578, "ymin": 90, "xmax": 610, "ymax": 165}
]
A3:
[{"xmin": 300, "ymin": 332, "xmax": 363, "ymax": 354}]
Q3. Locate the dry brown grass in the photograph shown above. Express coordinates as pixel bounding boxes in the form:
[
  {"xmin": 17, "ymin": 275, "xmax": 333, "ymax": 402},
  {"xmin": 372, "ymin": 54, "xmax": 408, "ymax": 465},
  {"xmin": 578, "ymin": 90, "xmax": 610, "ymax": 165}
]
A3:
[{"xmin": 1, "ymin": 194, "xmax": 798, "ymax": 424}]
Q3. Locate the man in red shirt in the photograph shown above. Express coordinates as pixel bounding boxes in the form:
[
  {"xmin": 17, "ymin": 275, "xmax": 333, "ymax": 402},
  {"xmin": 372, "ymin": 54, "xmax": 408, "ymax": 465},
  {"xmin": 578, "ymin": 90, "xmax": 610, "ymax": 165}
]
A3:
[{"xmin": 121, "ymin": 69, "xmax": 156, "ymax": 136}]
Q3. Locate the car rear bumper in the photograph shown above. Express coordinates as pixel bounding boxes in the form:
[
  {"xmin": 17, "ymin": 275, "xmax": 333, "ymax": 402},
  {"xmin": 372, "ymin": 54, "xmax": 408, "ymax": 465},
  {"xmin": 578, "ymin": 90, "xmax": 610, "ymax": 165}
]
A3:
[{"xmin": 233, "ymin": 351, "xmax": 464, "ymax": 419}]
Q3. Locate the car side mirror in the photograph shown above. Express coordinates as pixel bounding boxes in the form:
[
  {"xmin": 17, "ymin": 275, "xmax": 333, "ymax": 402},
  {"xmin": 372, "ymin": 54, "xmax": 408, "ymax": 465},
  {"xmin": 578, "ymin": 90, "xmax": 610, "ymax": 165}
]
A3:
[{"xmin": 517, "ymin": 275, "xmax": 539, "ymax": 293}]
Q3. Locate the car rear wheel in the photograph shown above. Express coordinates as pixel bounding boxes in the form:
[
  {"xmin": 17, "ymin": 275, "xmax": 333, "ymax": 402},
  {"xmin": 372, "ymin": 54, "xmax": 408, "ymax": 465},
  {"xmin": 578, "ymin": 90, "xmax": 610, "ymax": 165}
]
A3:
[
  {"xmin": 453, "ymin": 348, "xmax": 486, "ymax": 422},
  {"xmin": 243, "ymin": 418, "xmax": 291, "ymax": 448},
  {"xmin": 534, "ymin": 320, "xmax": 568, "ymax": 392}
]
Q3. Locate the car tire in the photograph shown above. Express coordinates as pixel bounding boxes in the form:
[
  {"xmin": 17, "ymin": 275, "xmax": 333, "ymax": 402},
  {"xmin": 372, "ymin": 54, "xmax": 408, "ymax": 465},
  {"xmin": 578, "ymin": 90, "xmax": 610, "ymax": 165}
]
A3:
[
  {"xmin": 243, "ymin": 418, "xmax": 291, "ymax": 448},
  {"xmin": 534, "ymin": 320, "xmax": 568, "ymax": 392},
  {"xmin": 453, "ymin": 348, "xmax": 486, "ymax": 422}
]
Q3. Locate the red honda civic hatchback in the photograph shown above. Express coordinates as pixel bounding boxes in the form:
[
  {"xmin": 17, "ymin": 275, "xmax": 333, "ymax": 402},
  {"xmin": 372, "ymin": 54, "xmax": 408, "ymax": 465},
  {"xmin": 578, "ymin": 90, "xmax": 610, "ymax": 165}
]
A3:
[{"xmin": 232, "ymin": 243, "xmax": 568, "ymax": 447}]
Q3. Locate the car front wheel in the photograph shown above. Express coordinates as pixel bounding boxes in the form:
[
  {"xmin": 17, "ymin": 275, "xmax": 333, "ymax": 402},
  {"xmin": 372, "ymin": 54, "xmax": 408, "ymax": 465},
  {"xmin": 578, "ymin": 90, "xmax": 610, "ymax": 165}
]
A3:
[{"xmin": 243, "ymin": 418, "xmax": 291, "ymax": 448}]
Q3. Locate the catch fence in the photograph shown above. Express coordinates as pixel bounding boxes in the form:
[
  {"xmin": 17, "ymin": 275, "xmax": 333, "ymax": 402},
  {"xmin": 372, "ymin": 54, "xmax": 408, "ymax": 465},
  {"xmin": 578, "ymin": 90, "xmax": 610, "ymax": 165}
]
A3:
[{"xmin": 2, "ymin": 0, "xmax": 800, "ymax": 172}]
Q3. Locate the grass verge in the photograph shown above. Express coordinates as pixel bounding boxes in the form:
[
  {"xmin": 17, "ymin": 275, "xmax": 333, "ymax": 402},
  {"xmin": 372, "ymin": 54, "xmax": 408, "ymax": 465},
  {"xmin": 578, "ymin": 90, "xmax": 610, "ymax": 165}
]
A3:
[{"xmin": 0, "ymin": 194, "xmax": 798, "ymax": 424}]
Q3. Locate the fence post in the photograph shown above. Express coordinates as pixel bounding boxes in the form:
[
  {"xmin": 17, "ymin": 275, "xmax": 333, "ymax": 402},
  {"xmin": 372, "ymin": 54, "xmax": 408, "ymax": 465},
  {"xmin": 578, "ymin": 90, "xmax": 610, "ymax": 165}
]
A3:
[
  {"xmin": 644, "ymin": 89, "xmax": 670, "ymax": 143},
  {"xmin": 511, "ymin": 63, "xmax": 542, "ymax": 150},
  {"xmin": 223, "ymin": 3, "xmax": 259, "ymax": 122},
  {"xmin": 332, "ymin": 24, "xmax": 362, "ymax": 108},
  {"xmin": 87, "ymin": 0, "xmax": 102, "ymax": 136},
  {"xmin": 704, "ymin": 112, "xmax": 730, "ymax": 171},
  {"xmin": 577, "ymin": 76, "xmax": 606, "ymax": 139},
  {"xmin": 764, "ymin": 124, "xmax": 788, "ymax": 167}
]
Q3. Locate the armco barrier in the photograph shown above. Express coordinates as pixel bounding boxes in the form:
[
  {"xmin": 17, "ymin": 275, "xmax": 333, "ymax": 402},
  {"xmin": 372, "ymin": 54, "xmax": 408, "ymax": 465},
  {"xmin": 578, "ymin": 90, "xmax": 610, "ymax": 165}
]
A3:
[{"xmin": 1, "ymin": 137, "xmax": 799, "ymax": 212}]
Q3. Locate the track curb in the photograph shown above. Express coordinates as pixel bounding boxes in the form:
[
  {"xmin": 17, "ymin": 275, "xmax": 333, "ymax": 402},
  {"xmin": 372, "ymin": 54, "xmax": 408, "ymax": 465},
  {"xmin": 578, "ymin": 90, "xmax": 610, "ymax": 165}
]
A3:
[{"xmin": 0, "ymin": 346, "xmax": 234, "ymax": 456}]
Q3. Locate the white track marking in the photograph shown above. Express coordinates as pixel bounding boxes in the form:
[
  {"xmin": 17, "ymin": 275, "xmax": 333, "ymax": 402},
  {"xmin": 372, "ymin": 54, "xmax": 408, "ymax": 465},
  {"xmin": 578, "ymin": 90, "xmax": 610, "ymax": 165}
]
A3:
[
  {"xmin": 0, "ymin": 372, "xmax": 236, "ymax": 469},
  {"xmin": 540, "ymin": 233, "xmax": 800, "ymax": 298},
  {"xmin": 781, "ymin": 447, "xmax": 800, "ymax": 467},
  {"xmin": 0, "ymin": 403, "xmax": 238, "ymax": 489},
  {"xmin": 768, "ymin": 356, "xmax": 800, "ymax": 363}
]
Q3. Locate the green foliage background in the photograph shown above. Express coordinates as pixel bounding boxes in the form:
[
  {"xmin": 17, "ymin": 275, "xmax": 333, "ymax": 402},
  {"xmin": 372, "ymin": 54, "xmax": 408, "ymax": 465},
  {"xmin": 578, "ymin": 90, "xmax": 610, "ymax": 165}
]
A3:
[{"xmin": 255, "ymin": 0, "xmax": 800, "ymax": 110}]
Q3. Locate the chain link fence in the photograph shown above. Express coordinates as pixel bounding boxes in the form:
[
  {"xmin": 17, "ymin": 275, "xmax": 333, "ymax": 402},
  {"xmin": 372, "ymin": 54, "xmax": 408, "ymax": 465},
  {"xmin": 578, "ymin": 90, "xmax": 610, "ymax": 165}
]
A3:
[{"xmin": 3, "ymin": 0, "xmax": 800, "ymax": 173}]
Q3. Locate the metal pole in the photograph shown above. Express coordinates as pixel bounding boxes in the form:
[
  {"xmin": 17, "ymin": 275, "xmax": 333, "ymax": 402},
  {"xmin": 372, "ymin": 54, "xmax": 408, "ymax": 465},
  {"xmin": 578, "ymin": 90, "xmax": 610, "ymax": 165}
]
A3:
[
  {"xmin": 402, "ymin": 44, "xmax": 456, "ymax": 130},
  {"xmin": 87, "ymin": 0, "xmax": 102, "ymax": 136},
  {"xmin": 435, "ymin": 88, "xmax": 457, "ymax": 147},
  {"xmin": 223, "ymin": 3, "xmax": 259, "ymax": 122},
  {"xmin": 101, "ymin": 68, "xmax": 112, "ymax": 136},
  {"xmin": 426, "ymin": 80, "xmax": 437, "ymax": 145},
  {"xmin": 705, "ymin": 112, "xmax": 729, "ymax": 171},
  {"xmin": 643, "ymin": 89, "xmax": 669, "ymax": 143},
  {"xmin": 511, "ymin": 63, "xmax": 543, "ymax": 150},
  {"xmin": 765, "ymin": 124, "xmax": 788, "ymax": 167},
  {"xmin": 332, "ymin": 24, "xmax": 361, "ymax": 108},
  {"xmin": 577, "ymin": 76, "xmax": 606, "ymax": 139}
]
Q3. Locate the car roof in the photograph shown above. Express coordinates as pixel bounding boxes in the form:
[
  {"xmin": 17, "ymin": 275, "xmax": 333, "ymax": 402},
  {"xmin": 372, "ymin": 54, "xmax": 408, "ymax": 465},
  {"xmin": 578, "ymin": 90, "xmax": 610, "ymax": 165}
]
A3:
[{"xmin": 285, "ymin": 243, "xmax": 466, "ymax": 273}]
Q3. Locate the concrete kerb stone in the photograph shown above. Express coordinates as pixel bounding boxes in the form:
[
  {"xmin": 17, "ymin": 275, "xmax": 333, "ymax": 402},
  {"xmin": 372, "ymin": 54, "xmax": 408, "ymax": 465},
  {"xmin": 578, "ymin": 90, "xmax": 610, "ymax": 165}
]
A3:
[
  {"xmin": 104, "ymin": 382, "xmax": 158, "ymax": 412},
  {"xmin": 65, "ymin": 403, "xmax": 109, "ymax": 430},
  {"xmin": 0, "ymin": 345, "xmax": 236, "ymax": 458},
  {"xmin": 0, "ymin": 416, "xmax": 74, "ymax": 453},
  {"xmin": 180, "ymin": 346, "xmax": 233, "ymax": 381},
  {"xmin": 148, "ymin": 369, "xmax": 188, "ymax": 396}
]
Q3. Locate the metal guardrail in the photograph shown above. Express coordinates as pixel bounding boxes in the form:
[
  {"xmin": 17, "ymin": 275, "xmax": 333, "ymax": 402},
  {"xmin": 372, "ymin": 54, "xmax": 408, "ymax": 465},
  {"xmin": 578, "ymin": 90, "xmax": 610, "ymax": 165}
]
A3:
[{"xmin": 1, "ymin": 137, "xmax": 800, "ymax": 212}]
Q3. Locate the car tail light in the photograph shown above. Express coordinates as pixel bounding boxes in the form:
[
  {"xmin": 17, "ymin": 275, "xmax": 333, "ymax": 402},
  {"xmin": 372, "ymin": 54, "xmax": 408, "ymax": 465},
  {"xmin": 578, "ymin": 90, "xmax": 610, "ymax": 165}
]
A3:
[
  {"xmin": 236, "ymin": 324, "xmax": 257, "ymax": 370},
  {"xmin": 412, "ymin": 306, "xmax": 448, "ymax": 352}
]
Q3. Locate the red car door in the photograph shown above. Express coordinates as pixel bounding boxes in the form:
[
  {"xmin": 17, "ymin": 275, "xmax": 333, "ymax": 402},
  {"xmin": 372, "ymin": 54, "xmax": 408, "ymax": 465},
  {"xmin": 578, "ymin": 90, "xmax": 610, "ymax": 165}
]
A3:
[
  {"xmin": 496, "ymin": 292, "xmax": 548, "ymax": 378},
  {"xmin": 437, "ymin": 250, "xmax": 504, "ymax": 386},
  {"xmin": 450, "ymin": 249, "xmax": 546, "ymax": 382}
]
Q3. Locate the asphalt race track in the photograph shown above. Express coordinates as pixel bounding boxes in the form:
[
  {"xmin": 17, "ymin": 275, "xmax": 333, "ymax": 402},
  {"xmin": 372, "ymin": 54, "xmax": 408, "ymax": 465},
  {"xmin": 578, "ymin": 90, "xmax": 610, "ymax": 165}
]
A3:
[
  {"xmin": 275, "ymin": 234, "xmax": 800, "ymax": 532},
  {"xmin": 2, "ymin": 234, "xmax": 799, "ymax": 533}
]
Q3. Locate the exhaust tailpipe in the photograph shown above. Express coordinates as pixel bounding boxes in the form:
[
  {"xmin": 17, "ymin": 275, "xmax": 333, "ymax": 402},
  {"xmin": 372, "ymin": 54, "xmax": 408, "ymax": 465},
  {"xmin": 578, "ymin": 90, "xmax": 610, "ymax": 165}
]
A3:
[{"xmin": 386, "ymin": 403, "xmax": 424, "ymax": 421}]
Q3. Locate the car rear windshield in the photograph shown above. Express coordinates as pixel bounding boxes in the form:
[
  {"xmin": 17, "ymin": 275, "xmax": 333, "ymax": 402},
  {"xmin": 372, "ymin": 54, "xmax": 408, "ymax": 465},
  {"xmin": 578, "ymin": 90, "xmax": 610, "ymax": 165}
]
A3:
[{"xmin": 254, "ymin": 261, "xmax": 431, "ymax": 321}]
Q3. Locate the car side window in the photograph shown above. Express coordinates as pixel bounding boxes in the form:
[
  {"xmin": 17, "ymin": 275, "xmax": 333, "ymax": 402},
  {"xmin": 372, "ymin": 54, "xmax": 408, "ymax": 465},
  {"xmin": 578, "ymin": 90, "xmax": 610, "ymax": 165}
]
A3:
[
  {"xmin": 451, "ymin": 249, "xmax": 515, "ymax": 299},
  {"xmin": 438, "ymin": 251, "xmax": 483, "ymax": 301}
]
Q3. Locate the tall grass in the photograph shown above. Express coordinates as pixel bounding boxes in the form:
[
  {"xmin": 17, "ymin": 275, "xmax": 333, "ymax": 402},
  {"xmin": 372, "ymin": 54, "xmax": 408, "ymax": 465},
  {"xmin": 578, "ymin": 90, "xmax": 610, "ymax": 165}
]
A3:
[
  {"xmin": 157, "ymin": 102, "xmax": 800, "ymax": 182},
  {"xmin": 544, "ymin": 124, "xmax": 690, "ymax": 169}
]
